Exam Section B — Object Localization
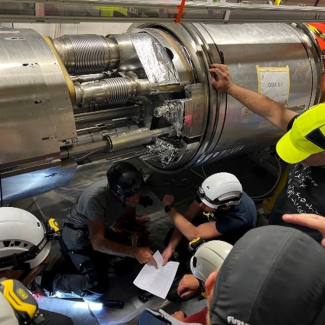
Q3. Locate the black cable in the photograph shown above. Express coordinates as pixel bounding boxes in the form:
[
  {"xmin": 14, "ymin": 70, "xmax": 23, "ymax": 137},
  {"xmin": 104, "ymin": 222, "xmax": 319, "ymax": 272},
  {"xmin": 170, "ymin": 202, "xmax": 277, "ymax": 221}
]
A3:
[
  {"xmin": 250, "ymin": 156, "xmax": 282, "ymax": 201},
  {"xmin": 26, "ymin": 200, "xmax": 36, "ymax": 212}
]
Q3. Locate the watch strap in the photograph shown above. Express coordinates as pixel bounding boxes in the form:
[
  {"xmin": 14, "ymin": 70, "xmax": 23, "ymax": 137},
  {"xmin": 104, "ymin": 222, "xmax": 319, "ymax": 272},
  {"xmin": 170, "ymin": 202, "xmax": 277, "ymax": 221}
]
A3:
[{"xmin": 164, "ymin": 204, "xmax": 174, "ymax": 213}]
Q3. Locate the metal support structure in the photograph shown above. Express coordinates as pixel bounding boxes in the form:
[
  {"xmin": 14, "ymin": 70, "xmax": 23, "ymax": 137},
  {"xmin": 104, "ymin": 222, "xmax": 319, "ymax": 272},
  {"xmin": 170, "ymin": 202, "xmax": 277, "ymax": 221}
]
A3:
[{"xmin": 0, "ymin": 0, "xmax": 324, "ymax": 24}]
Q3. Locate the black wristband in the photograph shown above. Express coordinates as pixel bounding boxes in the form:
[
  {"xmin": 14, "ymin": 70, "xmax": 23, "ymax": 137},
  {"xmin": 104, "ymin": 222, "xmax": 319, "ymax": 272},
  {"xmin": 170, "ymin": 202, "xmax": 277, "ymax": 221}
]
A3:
[{"xmin": 164, "ymin": 204, "xmax": 174, "ymax": 214}]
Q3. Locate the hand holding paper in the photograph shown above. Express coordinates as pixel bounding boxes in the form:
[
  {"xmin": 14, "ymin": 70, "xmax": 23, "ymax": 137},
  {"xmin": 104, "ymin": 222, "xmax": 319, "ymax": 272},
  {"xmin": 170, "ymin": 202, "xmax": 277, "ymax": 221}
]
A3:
[{"xmin": 133, "ymin": 251, "xmax": 179, "ymax": 299}]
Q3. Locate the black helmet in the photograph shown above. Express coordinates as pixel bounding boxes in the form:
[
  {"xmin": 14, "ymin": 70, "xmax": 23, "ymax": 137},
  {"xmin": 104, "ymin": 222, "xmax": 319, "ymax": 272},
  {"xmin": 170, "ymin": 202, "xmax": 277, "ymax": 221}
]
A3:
[{"xmin": 107, "ymin": 162, "xmax": 144, "ymax": 197}]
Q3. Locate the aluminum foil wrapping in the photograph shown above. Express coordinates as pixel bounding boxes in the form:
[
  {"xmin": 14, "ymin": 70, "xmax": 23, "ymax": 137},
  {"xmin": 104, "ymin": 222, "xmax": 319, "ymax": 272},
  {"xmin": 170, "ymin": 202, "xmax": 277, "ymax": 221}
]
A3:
[
  {"xmin": 146, "ymin": 139, "xmax": 179, "ymax": 168},
  {"xmin": 128, "ymin": 32, "xmax": 180, "ymax": 86},
  {"xmin": 163, "ymin": 100, "xmax": 184, "ymax": 137}
]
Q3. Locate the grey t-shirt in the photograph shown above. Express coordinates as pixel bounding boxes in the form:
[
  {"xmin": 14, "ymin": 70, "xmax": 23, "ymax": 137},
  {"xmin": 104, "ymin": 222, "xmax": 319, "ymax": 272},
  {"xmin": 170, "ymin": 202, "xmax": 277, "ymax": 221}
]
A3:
[{"xmin": 64, "ymin": 179, "xmax": 128, "ymax": 229}]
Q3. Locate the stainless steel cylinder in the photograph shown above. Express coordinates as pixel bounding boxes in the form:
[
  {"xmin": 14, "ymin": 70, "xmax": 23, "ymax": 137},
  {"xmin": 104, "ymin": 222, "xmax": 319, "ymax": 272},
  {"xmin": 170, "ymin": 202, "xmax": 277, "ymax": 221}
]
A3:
[
  {"xmin": 0, "ymin": 28, "xmax": 77, "ymax": 204},
  {"xmin": 134, "ymin": 22, "xmax": 322, "ymax": 171},
  {"xmin": 0, "ymin": 23, "xmax": 324, "ymax": 204},
  {"xmin": 108, "ymin": 34, "xmax": 143, "ymax": 71}
]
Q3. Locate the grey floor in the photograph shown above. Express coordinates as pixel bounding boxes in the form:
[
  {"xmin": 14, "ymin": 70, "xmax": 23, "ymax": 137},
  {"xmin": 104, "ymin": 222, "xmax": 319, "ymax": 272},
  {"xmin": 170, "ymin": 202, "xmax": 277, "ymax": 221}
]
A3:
[{"xmin": 10, "ymin": 154, "xmax": 275, "ymax": 325}]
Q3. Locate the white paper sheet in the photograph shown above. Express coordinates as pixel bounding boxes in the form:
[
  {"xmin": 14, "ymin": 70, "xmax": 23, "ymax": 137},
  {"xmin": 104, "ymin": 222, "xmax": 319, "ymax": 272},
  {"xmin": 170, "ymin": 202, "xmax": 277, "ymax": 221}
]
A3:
[{"xmin": 133, "ymin": 251, "xmax": 179, "ymax": 299}]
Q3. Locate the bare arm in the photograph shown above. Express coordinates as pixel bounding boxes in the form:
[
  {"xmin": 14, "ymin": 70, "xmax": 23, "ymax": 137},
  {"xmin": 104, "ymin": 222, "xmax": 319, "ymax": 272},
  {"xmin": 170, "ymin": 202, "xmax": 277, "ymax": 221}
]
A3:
[
  {"xmin": 209, "ymin": 63, "xmax": 297, "ymax": 131},
  {"xmin": 168, "ymin": 207, "xmax": 222, "ymax": 241},
  {"xmin": 161, "ymin": 197, "xmax": 202, "ymax": 265},
  {"xmin": 88, "ymin": 219, "xmax": 157, "ymax": 267},
  {"xmin": 163, "ymin": 199, "xmax": 202, "ymax": 250},
  {"xmin": 163, "ymin": 196, "xmax": 221, "ymax": 241},
  {"xmin": 183, "ymin": 199, "xmax": 204, "ymax": 221}
]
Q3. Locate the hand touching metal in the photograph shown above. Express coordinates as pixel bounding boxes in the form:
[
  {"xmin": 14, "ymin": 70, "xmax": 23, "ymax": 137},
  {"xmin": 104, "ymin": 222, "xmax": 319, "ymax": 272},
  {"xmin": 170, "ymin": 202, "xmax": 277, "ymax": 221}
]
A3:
[{"xmin": 209, "ymin": 63, "xmax": 234, "ymax": 93}]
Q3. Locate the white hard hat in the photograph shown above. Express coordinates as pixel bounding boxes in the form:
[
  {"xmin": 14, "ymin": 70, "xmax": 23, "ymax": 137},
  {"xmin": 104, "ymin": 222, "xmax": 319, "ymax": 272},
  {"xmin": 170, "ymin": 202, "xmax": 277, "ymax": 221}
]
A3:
[
  {"xmin": 0, "ymin": 207, "xmax": 51, "ymax": 271},
  {"xmin": 197, "ymin": 172, "xmax": 243, "ymax": 209},
  {"xmin": 190, "ymin": 240, "xmax": 233, "ymax": 282}
]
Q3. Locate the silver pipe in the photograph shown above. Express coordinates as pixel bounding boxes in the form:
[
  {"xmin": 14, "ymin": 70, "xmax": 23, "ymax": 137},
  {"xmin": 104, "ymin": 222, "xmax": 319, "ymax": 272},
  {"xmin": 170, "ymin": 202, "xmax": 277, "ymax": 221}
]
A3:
[
  {"xmin": 65, "ymin": 140, "xmax": 110, "ymax": 157},
  {"xmin": 53, "ymin": 34, "xmax": 141, "ymax": 75},
  {"xmin": 111, "ymin": 127, "xmax": 170, "ymax": 151},
  {"xmin": 75, "ymin": 75, "xmax": 150, "ymax": 108},
  {"xmin": 61, "ymin": 127, "xmax": 169, "ymax": 158},
  {"xmin": 70, "ymin": 73, "xmax": 111, "ymax": 83},
  {"xmin": 53, "ymin": 35, "xmax": 119, "ymax": 75},
  {"xmin": 74, "ymin": 106, "xmax": 139, "ymax": 124}
]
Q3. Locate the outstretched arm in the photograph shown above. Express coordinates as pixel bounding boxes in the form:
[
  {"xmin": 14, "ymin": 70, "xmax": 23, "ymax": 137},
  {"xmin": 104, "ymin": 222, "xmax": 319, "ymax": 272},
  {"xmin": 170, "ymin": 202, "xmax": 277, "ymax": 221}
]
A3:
[
  {"xmin": 161, "ymin": 197, "xmax": 202, "ymax": 265},
  {"xmin": 209, "ymin": 63, "xmax": 297, "ymax": 131},
  {"xmin": 163, "ymin": 195, "xmax": 221, "ymax": 241}
]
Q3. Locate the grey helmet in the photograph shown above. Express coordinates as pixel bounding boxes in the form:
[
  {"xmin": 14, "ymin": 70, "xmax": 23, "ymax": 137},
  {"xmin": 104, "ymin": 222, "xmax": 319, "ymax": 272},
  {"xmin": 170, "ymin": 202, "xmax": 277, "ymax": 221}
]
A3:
[{"xmin": 190, "ymin": 240, "xmax": 233, "ymax": 282}]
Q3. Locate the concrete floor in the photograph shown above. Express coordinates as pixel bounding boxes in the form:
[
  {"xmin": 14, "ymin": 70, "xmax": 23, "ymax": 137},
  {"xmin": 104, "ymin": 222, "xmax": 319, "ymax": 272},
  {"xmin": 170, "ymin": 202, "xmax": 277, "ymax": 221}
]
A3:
[{"xmin": 9, "ymin": 153, "xmax": 277, "ymax": 324}]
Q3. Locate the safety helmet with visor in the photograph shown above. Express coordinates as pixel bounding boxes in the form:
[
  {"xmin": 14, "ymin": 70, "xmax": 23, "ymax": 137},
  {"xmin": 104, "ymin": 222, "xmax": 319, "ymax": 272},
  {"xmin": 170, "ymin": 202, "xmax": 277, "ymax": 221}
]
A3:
[{"xmin": 197, "ymin": 172, "xmax": 242, "ymax": 209}]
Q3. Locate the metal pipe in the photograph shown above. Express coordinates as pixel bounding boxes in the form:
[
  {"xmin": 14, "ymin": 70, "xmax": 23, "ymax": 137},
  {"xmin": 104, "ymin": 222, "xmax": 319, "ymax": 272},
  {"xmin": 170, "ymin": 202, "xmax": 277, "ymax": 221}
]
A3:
[
  {"xmin": 74, "ymin": 75, "xmax": 150, "ymax": 108},
  {"xmin": 111, "ymin": 127, "xmax": 170, "ymax": 151},
  {"xmin": 62, "ymin": 127, "xmax": 169, "ymax": 158},
  {"xmin": 70, "ymin": 73, "xmax": 111, "ymax": 83},
  {"xmin": 53, "ymin": 34, "xmax": 141, "ymax": 75},
  {"xmin": 74, "ymin": 106, "xmax": 139, "ymax": 125},
  {"xmin": 53, "ymin": 35, "xmax": 119, "ymax": 75}
]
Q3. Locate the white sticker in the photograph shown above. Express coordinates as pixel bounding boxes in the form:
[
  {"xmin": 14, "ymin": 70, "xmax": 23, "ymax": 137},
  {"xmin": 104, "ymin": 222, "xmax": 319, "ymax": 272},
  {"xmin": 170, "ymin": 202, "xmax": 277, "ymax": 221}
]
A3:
[{"xmin": 257, "ymin": 66, "xmax": 290, "ymax": 105}]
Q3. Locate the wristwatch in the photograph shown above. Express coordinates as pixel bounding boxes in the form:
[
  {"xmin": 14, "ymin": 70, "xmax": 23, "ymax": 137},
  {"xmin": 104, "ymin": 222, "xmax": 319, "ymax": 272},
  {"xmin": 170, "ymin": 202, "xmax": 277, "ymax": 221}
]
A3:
[{"xmin": 164, "ymin": 204, "xmax": 174, "ymax": 214}]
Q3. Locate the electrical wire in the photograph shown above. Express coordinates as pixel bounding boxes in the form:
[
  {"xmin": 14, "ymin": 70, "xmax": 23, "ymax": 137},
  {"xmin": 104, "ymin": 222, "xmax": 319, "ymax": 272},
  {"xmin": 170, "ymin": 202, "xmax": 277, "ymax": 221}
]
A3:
[
  {"xmin": 250, "ymin": 156, "xmax": 282, "ymax": 200},
  {"xmin": 26, "ymin": 199, "xmax": 37, "ymax": 212},
  {"xmin": 201, "ymin": 166, "xmax": 208, "ymax": 178},
  {"xmin": 190, "ymin": 169, "xmax": 205, "ymax": 180}
]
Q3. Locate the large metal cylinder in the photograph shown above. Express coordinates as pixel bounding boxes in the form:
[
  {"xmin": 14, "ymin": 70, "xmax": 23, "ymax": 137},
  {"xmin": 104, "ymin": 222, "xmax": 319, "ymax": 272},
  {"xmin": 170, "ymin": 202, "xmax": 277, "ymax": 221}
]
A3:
[
  {"xmin": 134, "ymin": 22, "xmax": 322, "ymax": 171},
  {"xmin": 0, "ymin": 29, "xmax": 77, "ymax": 204},
  {"xmin": 0, "ymin": 22, "xmax": 323, "ymax": 204}
]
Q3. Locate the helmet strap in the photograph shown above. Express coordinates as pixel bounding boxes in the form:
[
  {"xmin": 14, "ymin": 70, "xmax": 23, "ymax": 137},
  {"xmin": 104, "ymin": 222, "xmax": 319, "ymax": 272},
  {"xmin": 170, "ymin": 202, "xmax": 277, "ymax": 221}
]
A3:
[{"xmin": 219, "ymin": 205, "xmax": 232, "ymax": 211}]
